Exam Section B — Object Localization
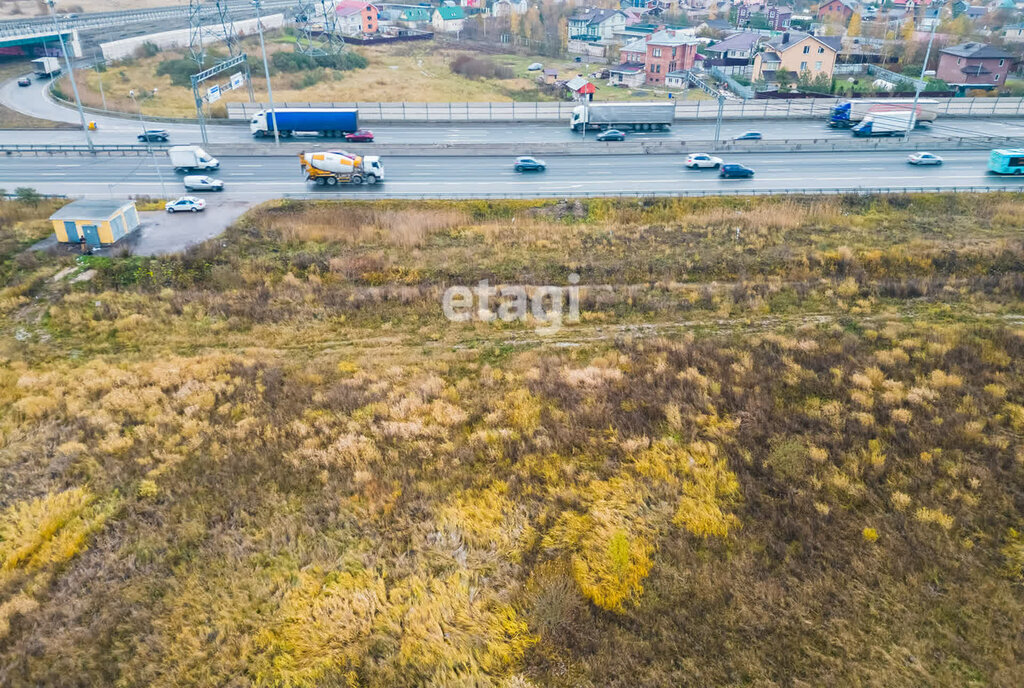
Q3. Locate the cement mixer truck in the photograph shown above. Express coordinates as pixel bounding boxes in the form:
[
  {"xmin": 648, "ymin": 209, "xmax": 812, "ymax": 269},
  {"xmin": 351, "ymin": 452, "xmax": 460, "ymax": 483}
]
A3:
[{"xmin": 299, "ymin": 150, "xmax": 384, "ymax": 186}]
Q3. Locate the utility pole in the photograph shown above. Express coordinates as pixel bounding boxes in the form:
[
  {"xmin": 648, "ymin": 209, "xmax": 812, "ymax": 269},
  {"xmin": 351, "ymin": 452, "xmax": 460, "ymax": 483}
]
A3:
[
  {"xmin": 95, "ymin": 51, "xmax": 106, "ymax": 110},
  {"xmin": 906, "ymin": 0, "xmax": 944, "ymax": 138},
  {"xmin": 252, "ymin": 0, "xmax": 279, "ymax": 146},
  {"xmin": 714, "ymin": 93, "xmax": 725, "ymax": 145},
  {"xmin": 46, "ymin": 0, "xmax": 93, "ymax": 152},
  {"xmin": 130, "ymin": 89, "xmax": 167, "ymax": 198}
]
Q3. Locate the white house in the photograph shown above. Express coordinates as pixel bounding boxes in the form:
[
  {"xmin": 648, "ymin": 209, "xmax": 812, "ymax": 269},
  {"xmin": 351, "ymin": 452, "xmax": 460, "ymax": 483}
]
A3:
[
  {"xmin": 432, "ymin": 6, "xmax": 466, "ymax": 33},
  {"xmin": 492, "ymin": 0, "xmax": 528, "ymax": 17}
]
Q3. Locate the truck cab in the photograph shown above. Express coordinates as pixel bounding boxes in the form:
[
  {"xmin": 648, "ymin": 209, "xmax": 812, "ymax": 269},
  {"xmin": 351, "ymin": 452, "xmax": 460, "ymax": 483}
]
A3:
[{"xmin": 250, "ymin": 112, "xmax": 268, "ymax": 136}]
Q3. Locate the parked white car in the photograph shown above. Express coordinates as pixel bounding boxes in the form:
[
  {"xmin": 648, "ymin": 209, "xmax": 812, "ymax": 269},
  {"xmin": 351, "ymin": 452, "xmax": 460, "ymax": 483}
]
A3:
[
  {"xmin": 686, "ymin": 153, "xmax": 723, "ymax": 169},
  {"xmin": 165, "ymin": 196, "xmax": 207, "ymax": 213}
]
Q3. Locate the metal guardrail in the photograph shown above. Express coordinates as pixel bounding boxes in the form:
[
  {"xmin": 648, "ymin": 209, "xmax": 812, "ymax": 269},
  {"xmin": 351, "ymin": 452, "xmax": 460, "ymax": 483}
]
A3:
[
  {"xmin": 0, "ymin": 144, "xmax": 166, "ymax": 155},
  {"xmin": 282, "ymin": 186, "xmax": 1024, "ymax": 200},
  {"xmin": 0, "ymin": 0, "xmax": 296, "ymax": 39}
]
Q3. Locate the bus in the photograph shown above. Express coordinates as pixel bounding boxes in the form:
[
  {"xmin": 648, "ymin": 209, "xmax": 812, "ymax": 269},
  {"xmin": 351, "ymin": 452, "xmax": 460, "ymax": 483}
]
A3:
[{"xmin": 988, "ymin": 149, "xmax": 1024, "ymax": 175}]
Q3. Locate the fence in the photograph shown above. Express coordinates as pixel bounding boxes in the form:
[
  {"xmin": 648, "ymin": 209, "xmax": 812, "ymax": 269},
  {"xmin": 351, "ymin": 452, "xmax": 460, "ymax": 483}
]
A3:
[
  {"xmin": 281, "ymin": 186, "xmax": 1024, "ymax": 201},
  {"xmin": 708, "ymin": 66, "xmax": 755, "ymax": 100},
  {"xmin": 225, "ymin": 96, "xmax": 1024, "ymax": 122}
]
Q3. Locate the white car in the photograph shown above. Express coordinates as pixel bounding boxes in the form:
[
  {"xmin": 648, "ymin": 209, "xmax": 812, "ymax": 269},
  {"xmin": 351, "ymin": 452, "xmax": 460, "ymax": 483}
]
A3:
[
  {"xmin": 183, "ymin": 175, "xmax": 225, "ymax": 191},
  {"xmin": 165, "ymin": 196, "xmax": 207, "ymax": 213},
  {"xmin": 686, "ymin": 153, "xmax": 723, "ymax": 169},
  {"xmin": 907, "ymin": 152, "xmax": 943, "ymax": 166}
]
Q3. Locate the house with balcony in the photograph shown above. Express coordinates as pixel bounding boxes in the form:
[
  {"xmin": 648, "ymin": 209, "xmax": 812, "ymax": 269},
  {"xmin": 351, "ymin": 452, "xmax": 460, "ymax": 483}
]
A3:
[
  {"xmin": 335, "ymin": 1, "xmax": 379, "ymax": 35},
  {"xmin": 751, "ymin": 30, "xmax": 840, "ymax": 83},
  {"xmin": 704, "ymin": 31, "xmax": 763, "ymax": 60},
  {"xmin": 936, "ymin": 41, "xmax": 1013, "ymax": 91},
  {"xmin": 568, "ymin": 8, "xmax": 629, "ymax": 42},
  {"xmin": 610, "ymin": 28, "xmax": 699, "ymax": 86}
]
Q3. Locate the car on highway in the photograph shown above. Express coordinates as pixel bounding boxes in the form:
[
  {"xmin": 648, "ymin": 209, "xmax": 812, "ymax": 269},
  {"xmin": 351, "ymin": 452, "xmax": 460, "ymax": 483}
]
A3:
[
  {"xmin": 686, "ymin": 153, "xmax": 723, "ymax": 169},
  {"xmin": 183, "ymin": 175, "xmax": 225, "ymax": 192},
  {"xmin": 165, "ymin": 196, "xmax": 207, "ymax": 213},
  {"xmin": 907, "ymin": 151, "xmax": 943, "ymax": 166},
  {"xmin": 719, "ymin": 163, "xmax": 755, "ymax": 179},
  {"xmin": 596, "ymin": 129, "xmax": 626, "ymax": 142},
  {"xmin": 138, "ymin": 129, "xmax": 170, "ymax": 142},
  {"xmin": 17, "ymin": 77, "xmax": 31, "ymax": 87},
  {"xmin": 734, "ymin": 131, "xmax": 763, "ymax": 141},
  {"xmin": 514, "ymin": 156, "xmax": 546, "ymax": 172},
  {"xmin": 344, "ymin": 129, "xmax": 374, "ymax": 142}
]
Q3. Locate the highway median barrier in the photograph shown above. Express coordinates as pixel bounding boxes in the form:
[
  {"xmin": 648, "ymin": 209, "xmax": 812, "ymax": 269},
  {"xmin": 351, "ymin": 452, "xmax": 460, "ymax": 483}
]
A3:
[{"xmin": 4, "ymin": 135, "xmax": 1024, "ymax": 158}]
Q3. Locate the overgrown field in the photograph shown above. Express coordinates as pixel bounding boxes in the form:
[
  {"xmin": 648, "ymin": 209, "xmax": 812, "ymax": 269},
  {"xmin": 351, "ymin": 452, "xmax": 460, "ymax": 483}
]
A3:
[{"xmin": 1, "ymin": 193, "xmax": 1024, "ymax": 686}]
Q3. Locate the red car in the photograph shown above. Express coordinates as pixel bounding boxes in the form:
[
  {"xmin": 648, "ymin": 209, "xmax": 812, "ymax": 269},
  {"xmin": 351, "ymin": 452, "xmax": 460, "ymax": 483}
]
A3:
[{"xmin": 344, "ymin": 129, "xmax": 374, "ymax": 142}]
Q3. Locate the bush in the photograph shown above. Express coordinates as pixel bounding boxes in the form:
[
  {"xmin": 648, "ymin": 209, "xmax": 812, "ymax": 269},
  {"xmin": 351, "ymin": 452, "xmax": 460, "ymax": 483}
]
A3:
[
  {"xmin": 450, "ymin": 54, "xmax": 514, "ymax": 80},
  {"xmin": 155, "ymin": 57, "xmax": 200, "ymax": 87},
  {"xmin": 272, "ymin": 50, "xmax": 368, "ymax": 74},
  {"xmin": 139, "ymin": 41, "xmax": 160, "ymax": 58},
  {"xmin": 14, "ymin": 188, "xmax": 41, "ymax": 205}
]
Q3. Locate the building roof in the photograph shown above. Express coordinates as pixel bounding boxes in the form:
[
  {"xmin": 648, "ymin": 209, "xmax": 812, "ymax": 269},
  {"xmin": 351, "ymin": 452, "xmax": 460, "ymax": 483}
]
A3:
[
  {"xmin": 940, "ymin": 41, "xmax": 1013, "ymax": 59},
  {"xmin": 701, "ymin": 19, "xmax": 733, "ymax": 31},
  {"xmin": 565, "ymin": 76, "xmax": 593, "ymax": 91},
  {"xmin": 666, "ymin": 70, "xmax": 690, "ymax": 78},
  {"xmin": 434, "ymin": 6, "xmax": 465, "ymax": 19},
  {"xmin": 965, "ymin": 6, "xmax": 986, "ymax": 17},
  {"xmin": 543, "ymin": 68, "xmax": 559, "ymax": 76},
  {"xmin": 571, "ymin": 8, "xmax": 625, "ymax": 26},
  {"xmin": 622, "ymin": 36, "xmax": 648, "ymax": 53},
  {"xmin": 766, "ymin": 31, "xmax": 840, "ymax": 53},
  {"xmin": 610, "ymin": 61, "xmax": 646, "ymax": 72},
  {"xmin": 647, "ymin": 28, "xmax": 698, "ymax": 46},
  {"xmin": 50, "ymin": 200, "xmax": 134, "ymax": 222},
  {"xmin": 705, "ymin": 31, "xmax": 762, "ymax": 53},
  {"xmin": 335, "ymin": 1, "xmax": 373, "ymax": 14},
  {"xmin": 399, "ymin": 7, "xmax": 430, "ymax": 20}
]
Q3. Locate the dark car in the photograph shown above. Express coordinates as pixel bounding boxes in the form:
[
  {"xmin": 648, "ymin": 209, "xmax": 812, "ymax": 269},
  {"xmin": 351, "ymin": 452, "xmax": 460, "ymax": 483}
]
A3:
[
  {"xmin": 344, "ymin": 129, "xmax": 374, "ymax": 142},
  {"xmin": 514, "ymin": 156, "xmax": 546, "ymax": 172},
  {"xmin": 719, "ymin": 163, "xmax": 755, "ymax": 179},
  {"xmin": 17, "ymin": 77, "xmax": 31, "ymax": 87},
  {"xmin": 138, "ymin": 129, "xmax": 170, "ymax": 142},
  {"xmin": 596, "ymin": 129, "xmax": 626, "ymax": 142},
  {"xmin": 734, "ymin": 131, "xmax": 763, "ymax": 141}
]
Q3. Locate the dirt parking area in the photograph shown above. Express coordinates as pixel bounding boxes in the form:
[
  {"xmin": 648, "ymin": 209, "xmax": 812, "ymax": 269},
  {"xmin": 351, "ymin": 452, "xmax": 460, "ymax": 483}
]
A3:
[{"xmin": 125, "ymin": 198, "xmax": 255, "ymax": 256}]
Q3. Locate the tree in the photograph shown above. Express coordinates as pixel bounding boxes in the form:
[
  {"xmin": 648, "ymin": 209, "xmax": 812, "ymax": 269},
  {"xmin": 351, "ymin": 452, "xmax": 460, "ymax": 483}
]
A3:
[
  {"xmin": 558, "ymin": 16, "xmax": 568, "ymax": 52},
  {"xmin": 15, "ymin": 187, "xmax": 41, "ymax": 205},
  {"xmin": 848, "ymin": 12, "xmax": 862, "ymax": 37},
  {"xmin": 900, "ymin": 18, "xmax": 914, "ymax": 42}
]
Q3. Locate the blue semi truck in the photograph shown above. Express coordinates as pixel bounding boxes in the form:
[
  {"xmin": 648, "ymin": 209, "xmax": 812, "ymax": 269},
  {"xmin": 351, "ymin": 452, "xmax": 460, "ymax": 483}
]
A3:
[{"xmin": 249, "ymin": 108, "xmax": 358, "ymax": 138}]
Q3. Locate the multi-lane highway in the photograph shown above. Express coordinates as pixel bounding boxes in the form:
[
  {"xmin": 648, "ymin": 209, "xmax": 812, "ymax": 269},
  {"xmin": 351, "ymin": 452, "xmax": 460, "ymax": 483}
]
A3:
[
  {"xmin": 6, "ymin": 75, "xmax": 1024, "ymax": 147},
  {"xmin": 1, "ymin": 150, "xmax": 1017, "ymax": 199}
]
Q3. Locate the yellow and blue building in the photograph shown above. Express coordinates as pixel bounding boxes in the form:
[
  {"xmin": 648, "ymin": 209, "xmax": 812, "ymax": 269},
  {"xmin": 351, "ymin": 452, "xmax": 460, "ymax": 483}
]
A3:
[{"xmin": 49, "ymin": 200, "xmax": 141, "ymax": 247}]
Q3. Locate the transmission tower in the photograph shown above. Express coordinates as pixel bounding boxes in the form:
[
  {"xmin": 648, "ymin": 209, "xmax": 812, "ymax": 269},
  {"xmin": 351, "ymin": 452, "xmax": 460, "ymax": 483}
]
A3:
[
  {"xmin": 189, "ymin": 0, "xmax": 205, "ymax": 66},
  {"xmin": 295, "ymin": 0, "xmax": 345, "ymax": 57},
  {"xmin": 215, "ymin": 0, "xmax": 240, "ymax": 56}
]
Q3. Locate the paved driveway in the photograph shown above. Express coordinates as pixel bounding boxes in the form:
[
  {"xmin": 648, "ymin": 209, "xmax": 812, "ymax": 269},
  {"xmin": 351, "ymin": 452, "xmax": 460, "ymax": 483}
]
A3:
[{"xmin": 124, "ymin": 199, "xmax": 256, "ymax": 256}]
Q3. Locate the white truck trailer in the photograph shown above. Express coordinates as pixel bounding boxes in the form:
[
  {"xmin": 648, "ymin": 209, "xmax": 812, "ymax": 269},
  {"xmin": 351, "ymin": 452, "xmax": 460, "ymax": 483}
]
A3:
[
  {"xmin": 852, "ymin": 111, "xmax": 916, "ymax": 137},
  {"xmin": 31, "ymin": 57, "xmax": 62, "ymax": 79},
  {"xmin": 570, "ymin": 102, "xmax": 676, "ymax": 131}
]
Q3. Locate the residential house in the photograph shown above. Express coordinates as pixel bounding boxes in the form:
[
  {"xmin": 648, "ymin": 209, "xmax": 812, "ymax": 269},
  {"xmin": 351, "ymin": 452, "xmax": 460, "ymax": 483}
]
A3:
[
  {"xmin": 564, "ymin": 75, "xmax": 597, "ymax": 100},
  {"xmin": 491, "ymin": 0, "xmax": 527, "ymax": 17},
  {"xmin": 665, "ymin": 70, "xmax": 690, "ymax": 88},
  {"xmin": 736, "ymin": 3, "xmax": 791, "ymax": 30},
  {"xmin": 432, "ymin": 6, "xmax": 466, "ymax": 32},
  {"xmin": 567, "ymin": 8, "xmax": 629, "ymax": 42},
  {"xmin": 751, "ymin": 30, "xmax": 840, "ymax": 82},
  {"xmin": 965, "ymin": 6, "xmax": 987, "ymax": 19},
  {"xmin": 704, "ymin": 31, "xmax": 762, "ymax": 59},
  {"xmin": 615, "ymin": 28, "xmax": 699, "ymax": 86},
  {"xmin": 936, "ymin": 41, "xmax": 1013, "ymax": 90},
  {"xmin": 816, "ymin": 0, "xmax": 856, "ymax": 24},
  {"xmin": 542, "ymin": 68, "xmax": 559, "ymax": 84},
  {"xmin": 335, "ymin": 1, "xmax": 379, "ymax": 35},
  {"xmin": 397, "ymin": 7, "xmax": 431, "ymax": 27},
  {"xmin": 1002, "ymin": 23, "xmax": 1024, "ymax": 41},
  {"xmin": 696, "ymin": 18, "xmax": 735, "ymax": 33}
]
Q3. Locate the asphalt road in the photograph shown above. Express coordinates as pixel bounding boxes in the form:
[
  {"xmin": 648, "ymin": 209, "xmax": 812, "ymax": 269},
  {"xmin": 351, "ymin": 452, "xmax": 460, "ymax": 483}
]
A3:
[
  {"xmin": 5, "ymin": 73, "xmax": 1024, "ymax": 146},
  {"xmin": 2, "ymin": 150, "xmax": 1018, "ymax": 199}
]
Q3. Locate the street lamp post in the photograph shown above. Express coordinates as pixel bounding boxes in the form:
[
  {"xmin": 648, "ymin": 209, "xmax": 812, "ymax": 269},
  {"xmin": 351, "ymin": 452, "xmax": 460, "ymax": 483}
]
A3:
[
  {"xmin": 130, "ymin": 88, "xmax": 167, "ymax": 198},
  {"xmin": 905, "ymin": 0, "xmax": 945, "ymax": 138},
  {"xmin": 252, "ymin": 0, "xmax": 279, "ymax": 146},
  {"xmin": 46, "ymin": 0, "xmax": 92, "ymax": 151}
]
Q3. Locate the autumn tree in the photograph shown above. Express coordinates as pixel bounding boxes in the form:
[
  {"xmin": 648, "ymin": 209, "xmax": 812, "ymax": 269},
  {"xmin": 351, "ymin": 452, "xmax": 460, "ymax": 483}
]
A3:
[{"xmin": 848, "ymin": 12, "xmax": 862, "ymax": 37}]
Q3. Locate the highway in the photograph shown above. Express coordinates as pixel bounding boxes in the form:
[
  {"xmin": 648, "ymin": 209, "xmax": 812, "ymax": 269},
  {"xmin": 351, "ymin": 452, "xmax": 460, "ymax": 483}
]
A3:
[
  {"xmin": 2, "ymin": 150, "xmax": 1018, "ymax": 199},
  {"xmin": 6, "ymin": 75, "xmax": 1024, "ymax": 147}
]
